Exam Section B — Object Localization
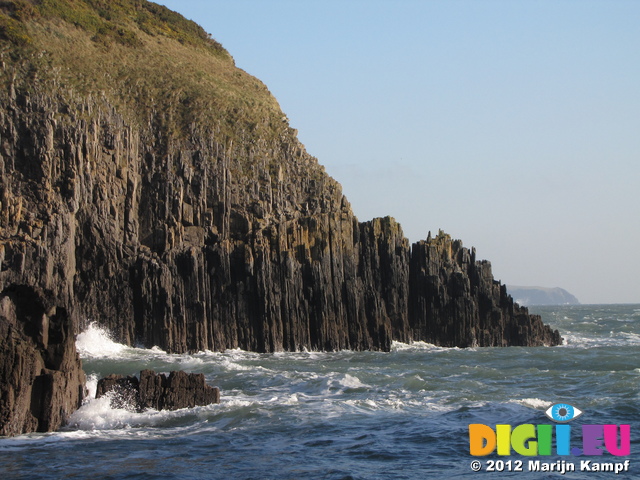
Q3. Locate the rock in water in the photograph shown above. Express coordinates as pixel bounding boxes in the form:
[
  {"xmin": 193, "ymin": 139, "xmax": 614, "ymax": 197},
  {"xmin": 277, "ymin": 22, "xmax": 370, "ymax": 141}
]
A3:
[
  {"xmin": 139, "ymin": 370, "xmax": 221, "ymax": 410},
  {"xmin": 0, "ymin": 285, "xmax": 86, "ymax": 436},
  {"xmin": 96, "ymin": 370, "xmax": 220, "ymax": 411},
  {"xmin": 95, "ymin": 374, "xmax": 140, "ymax": 410}
]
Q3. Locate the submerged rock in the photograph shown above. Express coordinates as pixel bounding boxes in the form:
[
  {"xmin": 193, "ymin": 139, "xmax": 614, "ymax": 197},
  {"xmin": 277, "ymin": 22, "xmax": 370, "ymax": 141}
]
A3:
[{"xmin": 96, "ymin": 370, "xmax": 220, "ymax": 411}]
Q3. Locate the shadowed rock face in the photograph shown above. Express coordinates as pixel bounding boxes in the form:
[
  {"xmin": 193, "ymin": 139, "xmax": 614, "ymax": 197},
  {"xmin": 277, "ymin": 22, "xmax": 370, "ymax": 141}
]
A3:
[
  {"xmin": 0, "ymin": 0, "xmax": 560, "ymax": 436},
  {"xmin": 0, "ymin": 285, "xmax": 86, "ymax": 436}
]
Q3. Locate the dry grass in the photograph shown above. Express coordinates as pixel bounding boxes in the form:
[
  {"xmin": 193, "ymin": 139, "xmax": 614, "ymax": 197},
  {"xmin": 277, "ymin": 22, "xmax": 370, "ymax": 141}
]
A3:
[{"xmin": 1, "ymin": 0, "xmax": 286, "ymax": 142}]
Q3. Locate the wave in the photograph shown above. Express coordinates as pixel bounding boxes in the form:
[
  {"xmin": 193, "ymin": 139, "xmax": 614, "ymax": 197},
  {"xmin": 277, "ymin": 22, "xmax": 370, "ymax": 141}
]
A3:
[
  {"xmin": 320, "ymin": 373, "xmax": 370, "ymax": 395},
  {"xmin": 85, "ymin": 373, "xmax": 99, "ymax": 399},
  {"xmin": 510, "ymin": 398, "xmax": 552, "ymax": 410},
  {"xmin": 559, "ymin": 331, "xmax": 640, "ymax": 348},
  {"xmin": 66, "ymin": 308, "xmax": 640, "ymax": 438},
  {"xmin": 67, "ymin": 389, "xmax": 260, "ymax": 433},
  {"xmin": 76, "ymin": 322, "xmax": 131, "ymax": 357},
  {"xmin": 75, "ymin": 323, "xmax": 251, "ymax": 373},
  {"xmin": 391, "ymin": 341, "xmax": 463, "ymax": 352}
]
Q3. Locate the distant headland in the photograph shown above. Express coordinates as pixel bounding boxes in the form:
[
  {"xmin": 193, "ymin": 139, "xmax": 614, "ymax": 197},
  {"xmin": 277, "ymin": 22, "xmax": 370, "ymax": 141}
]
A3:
[{"xmin": 507, "ymin": 286, "xmax": 580, "ymax": 306}]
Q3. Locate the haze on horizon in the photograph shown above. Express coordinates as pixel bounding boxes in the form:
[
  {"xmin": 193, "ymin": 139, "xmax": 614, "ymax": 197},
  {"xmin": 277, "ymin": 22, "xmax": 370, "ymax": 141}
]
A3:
[{"xmin": 156, "ymin": 0, "xmax": 639, "ymax": 305}]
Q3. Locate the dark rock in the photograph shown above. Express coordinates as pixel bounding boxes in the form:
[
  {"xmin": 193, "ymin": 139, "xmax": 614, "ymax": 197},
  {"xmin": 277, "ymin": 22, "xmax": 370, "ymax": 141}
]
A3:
[
  {"xmin": 95, "ymin": 374, "xmax": 140, "ymax": 410},
  {"xmin": 409, "ymin": 232, "xmax": 561, "ymax": 347},
  {"xmin": 140, "ymin": 370, "xmax": 221, "ymax": 410},
  {"xmin": 0, "ymin": 285, "xmax": 86, "ymax": 436},
  {"xmin": 96, "ymin": 370, "xmax": 220, "ymax": 411}
]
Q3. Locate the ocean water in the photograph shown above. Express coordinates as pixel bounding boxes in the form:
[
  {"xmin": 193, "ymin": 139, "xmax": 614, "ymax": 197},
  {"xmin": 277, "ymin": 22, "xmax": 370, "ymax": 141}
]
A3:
[{"xmin": 2, "ymin": 304, "xmax": 639, "ymax": 479}]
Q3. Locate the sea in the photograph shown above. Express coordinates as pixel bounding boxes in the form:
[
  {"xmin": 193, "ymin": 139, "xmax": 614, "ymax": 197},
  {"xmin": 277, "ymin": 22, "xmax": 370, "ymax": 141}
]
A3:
[{"xmin": 1, "ymin": 304, "xmax": 639, "ymax": 479}]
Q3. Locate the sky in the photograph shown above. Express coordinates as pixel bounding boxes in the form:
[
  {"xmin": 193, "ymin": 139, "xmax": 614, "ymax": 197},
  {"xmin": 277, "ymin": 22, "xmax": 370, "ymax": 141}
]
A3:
[{"xmin": 155, "ymin": 0, "xmax": 639, "ymax": 304}]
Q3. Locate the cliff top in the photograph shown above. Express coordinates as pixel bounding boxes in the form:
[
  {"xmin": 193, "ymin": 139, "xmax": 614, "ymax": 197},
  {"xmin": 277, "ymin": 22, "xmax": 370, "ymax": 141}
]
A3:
[
  {"xmin": 0, "ymin": 0, "xmax": 227, "ymax": 51},
  {"xmin": 0, "ymin": 0, "xmax": 285, "ymax": 140}
]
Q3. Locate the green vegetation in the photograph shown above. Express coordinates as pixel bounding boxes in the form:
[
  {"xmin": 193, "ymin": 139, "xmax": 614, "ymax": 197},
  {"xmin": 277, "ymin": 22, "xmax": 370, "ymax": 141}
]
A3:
[
  {"xmin": 1, "ymin": 0, "xmax": 227, "ymax": 50},
  {"xmin": 0, "ymin": 1, "xmax": 35, "ymax": 45},
  {"xmin": 0, "ymin": 0, "xmax": 286, "ymax": 144}
]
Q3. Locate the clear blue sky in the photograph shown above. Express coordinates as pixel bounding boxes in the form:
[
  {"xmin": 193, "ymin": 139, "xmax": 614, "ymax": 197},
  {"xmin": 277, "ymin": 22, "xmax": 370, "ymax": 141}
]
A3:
[{"xmin": 155, "ymin": 0, "xmax": 639, "ymax": 304}]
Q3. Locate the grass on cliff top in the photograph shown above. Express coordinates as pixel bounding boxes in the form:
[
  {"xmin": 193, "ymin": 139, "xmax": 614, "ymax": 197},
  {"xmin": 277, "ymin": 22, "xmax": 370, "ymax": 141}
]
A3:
[
  {"xmin": 0, "ymin": 0, "xmax": 285, "ymax": 142},
  {"xmin": 1, "ymin": 0, "xmax": 226, "ymax": 51}
]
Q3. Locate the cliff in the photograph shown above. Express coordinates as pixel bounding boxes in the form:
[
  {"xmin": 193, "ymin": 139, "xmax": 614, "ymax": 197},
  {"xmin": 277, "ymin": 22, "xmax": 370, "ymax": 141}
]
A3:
[{"xmin": 0, "ymin": 0, "xmax": 560, "ymax": 435}]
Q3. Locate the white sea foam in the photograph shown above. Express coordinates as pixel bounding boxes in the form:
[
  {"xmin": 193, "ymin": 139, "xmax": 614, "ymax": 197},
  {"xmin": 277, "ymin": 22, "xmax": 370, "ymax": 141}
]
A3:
[
  {"xmin": 560, "ymin": 334, "xmax": 597, "ymax": 348},
  {"xmin": 67, "ymin": 395, "xmax": 137, "ymax": 430},
  {"xmin": 76, "ymin": 322, "xmax": 128, "ymax": 357},
  {"xmin": 85, "ymin": 373, "xmax": 99, "ymax": 400},
  {"xmin": 68, "ymin": 390, "xmax": 224, "ymax": 432},
  {"xmin": 219, "ymin": 397, "xmax": 257, "ymax": 409},
  {"xmin": 76, "ymin": 323, "xmax": 228, "ymax": 371},
  {"xmin": 341, "ymin": 394, "xmax": 454, "ymax": 414},
  {"xmin": 316, "ymin": 373, "xmax": 372, "ymax": 396},
  {"xmin": 559, "ymin": 329, "xmax": 640, "ymax": 348},
  {"xmin": 338, "ymin": 373, "xmax": 369, "ymax": 390},
  {"xmin": 620, "ymin": 332, "xmax": 640, "ymax": 344},
  {"xmin": 391, "ymin": 340, "xmax": 456, "ymax": 352},
  {"xmin": 283, "ymin": 394, "xmax": 299, "ymax": 405},
  {"xmin": 511, "ymin": 398, "xmax": 552, "ymax": 410}
]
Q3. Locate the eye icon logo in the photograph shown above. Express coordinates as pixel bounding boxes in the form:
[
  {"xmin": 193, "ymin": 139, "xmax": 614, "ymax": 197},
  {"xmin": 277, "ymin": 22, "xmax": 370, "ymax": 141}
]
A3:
[{"xmin": 545, "ymin": 403, "xmax": 583, "ymax": 423}]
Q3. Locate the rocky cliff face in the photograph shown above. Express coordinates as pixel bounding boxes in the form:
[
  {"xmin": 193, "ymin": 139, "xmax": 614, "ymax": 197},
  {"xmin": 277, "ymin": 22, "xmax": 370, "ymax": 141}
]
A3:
[
  {"xmin": 0, "ymin": 0, "xmax": 560, "ymax": 436},
  {"xmin": 409, "ymin": 232, "xmax": 561, "ymax": 347},
  {"xmin": 0, "ymin": 88, "xmax": 560, "ymax": 353}
]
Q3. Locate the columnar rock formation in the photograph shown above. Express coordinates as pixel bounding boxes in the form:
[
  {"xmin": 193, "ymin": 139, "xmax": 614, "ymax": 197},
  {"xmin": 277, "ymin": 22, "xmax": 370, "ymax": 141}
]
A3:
[
  {"xmin": 0, "ymin": 0, "xmax": 560, "ymax": 436},
  {"xmin": 0, "ymin": 92, "xmax": 560, "ymax": 353},
  {"xmin": 409, "ymin": 232, "xmax": 561, "ymax": 347}
]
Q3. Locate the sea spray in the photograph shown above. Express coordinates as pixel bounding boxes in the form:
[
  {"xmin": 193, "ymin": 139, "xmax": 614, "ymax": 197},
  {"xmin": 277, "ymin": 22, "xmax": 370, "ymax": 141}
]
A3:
[{"xmin": 76, "ymin": 322, "xmax": 127, "ymax": 358}]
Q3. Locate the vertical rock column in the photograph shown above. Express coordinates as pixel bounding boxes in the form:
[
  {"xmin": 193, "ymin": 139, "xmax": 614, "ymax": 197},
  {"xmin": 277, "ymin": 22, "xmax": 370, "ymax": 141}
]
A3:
[{"xmin": 409, "ymin": 231, "xmax": 561, "ymax": 347}]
